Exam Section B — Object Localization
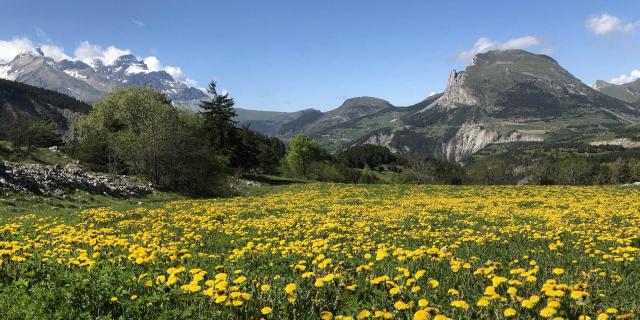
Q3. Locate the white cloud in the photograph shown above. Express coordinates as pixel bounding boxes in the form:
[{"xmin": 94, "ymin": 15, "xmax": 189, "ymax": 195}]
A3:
[
  {"xmin": 0, "ymin": 37, "xmax": 35, "ymax": 63},
  {"xmin": 428, "ymin": 91, "xmax": 437, "ymax": 97},
  {"xmin": 610, "ymin": 69, "xmax": 640, "ymax": 85},
  {"xmin": 143, "ymin": 56, "xmax": 162, "ymax": 71},
  {"xmin": 143, "ymin": 56, "xmax": 198, "ymax": 86},
  {"xmin": 457, "ymin": 36, "xmax": 541, "ymax": 61},
  {"xmin": 74, "ymin": 41, "xmax": 131, "ymax": 65},
  {"xmin": 586, "ymin": 13, "xmax": 637, "ymax": 36},
  {"xmin": 41, "ymin": 45, "xmax": 71, "ymax": 61},
  {"xmin": 132, "ymin": 19, "xmax": 146, "ymax": 27},
  {"xmin": 0, "ymin": 37, "xmax": 70, "ymax": 63},
  {"xmin": 540, "ymin": 47, "xmax": 554, "ymax": 56}
]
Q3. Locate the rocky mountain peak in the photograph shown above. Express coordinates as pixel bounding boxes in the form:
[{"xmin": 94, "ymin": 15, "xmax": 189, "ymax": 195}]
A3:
[
  {"xmin": 30, "ymin": 47, "xmax": 45, "ymax": 57},
  {"xmin": 592, "ymin": 80, "xmax": 611, "ymax": 90},
  {"xmin": 113, "ymin": 54, "xmax": 139, "ymax": 65},
  {"xmin": 56, "ymin": 59, "xmax": 92, "ymax": 71},
  {"xmin": 593, "ymin": 78, "xmax": 640, "ymax": 103},
  {"xmin": 422, "ymin": 48, "xmax": 621, "ymax": 117}
]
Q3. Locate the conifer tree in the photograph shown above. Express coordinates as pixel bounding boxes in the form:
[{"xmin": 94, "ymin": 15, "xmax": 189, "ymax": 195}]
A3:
[{"xmin": 199, "ymin": 80, "xmax": 237, "ymax": 151}]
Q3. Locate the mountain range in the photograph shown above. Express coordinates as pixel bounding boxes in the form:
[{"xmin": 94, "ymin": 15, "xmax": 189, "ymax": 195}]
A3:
[
  {"xmin": 0, "ymin": 48, "xmax": 207, "ymax": 106},
  {"xmin": 238, "ymin": 49, "xmax": 640, "ymax": 161},
  {"xmin": 1, "ymin": 48, "xmax": 639, "ymax": 162}
]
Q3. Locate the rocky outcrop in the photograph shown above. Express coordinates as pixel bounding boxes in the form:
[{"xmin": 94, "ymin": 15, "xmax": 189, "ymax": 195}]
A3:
[
  {"xmin": 442, "ymin": 124, "xmax": 543, "ymax": 162},
  {"xmin": 0, "ymin": 162, "xmax": 153, "ymax": 197},
  {"xmin": 360, "ymin": 131, "xmax": 398, "ymax": 153},
  {"xmin": 590, "ymin": 138, "xmax": 640, "ymax": 149},
  {"xmin": 435, "ymin": 70, "xmax": 479, "ymax": 109}
]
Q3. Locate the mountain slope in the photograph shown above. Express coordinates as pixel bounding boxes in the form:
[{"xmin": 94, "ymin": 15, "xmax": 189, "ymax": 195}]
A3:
[
  {"xmin": 0, "ymin": 50, "xmax": 106, "ymax": 102},
  {"xmin": 0, "ymin": 49, "xmax": 207, "ymax": 106},
  {"xmin": 416, "ymin": 50, "xmax": 638, "ymax": 120},
  {"xmin": 0, "ymin": 78, "xmax": 91, "ymax": 139},
  {"xmin": 398, "ymin": 50, "xmax": 640, "ymax": 161},
  {"xmin": 237, "ymin": 49, "xmax": 640, "ymax": 160},
  {"xmin": 593, "ymin": 79, "xmax": 640, "ymax": 104}
]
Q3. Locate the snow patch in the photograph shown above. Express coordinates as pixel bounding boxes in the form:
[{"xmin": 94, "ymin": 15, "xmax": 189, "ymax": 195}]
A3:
[
  {"xmin": 125, "ymin": 64, "xmax": 150, "ymax": 75},
  {"xmin": 0, "ymin": 64, "xmax": 16, "ymax": 80},
  {"xmin": 63, "ymin": 69, "xmax": 88, "ymax": 80}
]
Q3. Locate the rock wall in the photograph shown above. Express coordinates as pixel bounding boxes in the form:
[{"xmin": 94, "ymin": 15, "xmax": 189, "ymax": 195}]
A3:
[
  {"xmin": 0, "ymin": 162, "xmax": 153, "ymax": 197},
  {"xmin": 442, "ymin": 124, "xmax": 543, "ymax": 162}
]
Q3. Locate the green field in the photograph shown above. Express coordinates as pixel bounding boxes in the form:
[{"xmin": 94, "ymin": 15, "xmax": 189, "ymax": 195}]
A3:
[{"xmin": 0, "ymin": 184, "xmax": 639, "ymax": 319}]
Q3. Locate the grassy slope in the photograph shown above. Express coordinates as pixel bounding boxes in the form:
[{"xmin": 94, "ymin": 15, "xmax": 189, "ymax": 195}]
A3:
[
  {"xmin": 0, "ymin": 191, "xmax": 186, "ymax": 222},
  {"xmin": 0, "ymin": 141, "xmax": 72, "ymax": 165},
  {"xmin": 0, "ymin": 177, "xmax": 302, "ymax": 219}
]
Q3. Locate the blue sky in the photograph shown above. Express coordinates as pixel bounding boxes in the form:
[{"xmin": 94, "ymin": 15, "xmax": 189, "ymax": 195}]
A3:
[{"xmin": 1, "ymin": 1, "xmax": 640, "ymax": 111}]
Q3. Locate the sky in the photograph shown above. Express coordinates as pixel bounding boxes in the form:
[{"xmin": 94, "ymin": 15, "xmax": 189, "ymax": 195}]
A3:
[{"xmin": 1, "ymin": 1, "xmax": 640, "ymax": 111}]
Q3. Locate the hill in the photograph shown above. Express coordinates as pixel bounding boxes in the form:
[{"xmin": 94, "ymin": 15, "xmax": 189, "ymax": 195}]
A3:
[{"xmin": 0, "ymin": 78, "xmax": 91, "ymax": 139}]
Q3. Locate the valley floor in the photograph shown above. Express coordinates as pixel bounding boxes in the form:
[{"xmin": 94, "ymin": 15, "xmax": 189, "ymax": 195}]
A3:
[{"xmin": 0, "ymin": 184, "xmax": 639, "ymax": 319}]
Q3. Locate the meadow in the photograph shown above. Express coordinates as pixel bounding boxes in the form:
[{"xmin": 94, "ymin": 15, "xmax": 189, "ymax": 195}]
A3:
[{"xmin": 0, "ymin": 184, "xmax": 638, "ymax": 319}]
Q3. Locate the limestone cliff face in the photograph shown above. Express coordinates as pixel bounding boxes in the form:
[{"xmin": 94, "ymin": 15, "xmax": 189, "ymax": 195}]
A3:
[
  {"xmin": 435, "ymin": 70, "xmax": 479, "ymax": 109},
  {"xmin": 442, "ymin": 124, "xmax": 542, "ymax": 162},
  {"xmin": 361, "ymin": 131, "xmax": 398, "ymax": 153}
]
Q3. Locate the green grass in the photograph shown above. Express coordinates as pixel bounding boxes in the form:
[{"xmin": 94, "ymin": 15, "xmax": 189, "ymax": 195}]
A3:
[
  {"xmin": 0, "ymin": 141, "xmax": 72, "ymax": 165},
  {"xmin": 0, "ymin": 191, "xmax": 185, "ymax": 221}
]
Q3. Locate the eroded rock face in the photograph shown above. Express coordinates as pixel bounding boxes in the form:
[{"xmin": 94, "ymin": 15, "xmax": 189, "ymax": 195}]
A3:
[
  {"xmin": 590, "ymin": 138, "xmax": 640, "ymax": 149},
  {"xmin": 0, "ymin": 162, "xmax": 153, "ymax": 197},
  {"xmin": 442, "ymin": 124, "xmax": 543, "ymax": 162},
  {"xmin": 360, "ymin": 131, "xmax": 398, "ymax": 153},
  {"xmin": 436, "ymin": 70, "xmax": 479, "ymax": 109}
]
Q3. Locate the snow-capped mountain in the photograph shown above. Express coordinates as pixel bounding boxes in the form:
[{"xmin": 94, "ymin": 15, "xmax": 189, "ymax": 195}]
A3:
[{"xmin": 0, "ymin": 48, "xmax": 207, "ymax": 106}]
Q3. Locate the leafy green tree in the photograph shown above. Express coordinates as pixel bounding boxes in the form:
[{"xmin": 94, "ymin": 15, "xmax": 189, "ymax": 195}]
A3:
[
  {"xmin": 200, "ymin": 80, "xmax": 237, "ymax": 151},
  {"xmin": 336, "ymin": 144, "xmax": 397, "ymax": 169},
  {"xmin": 77, "ymin": 87, "xmax": 227, "ymax": 196},
  {"xmin": 7, "ymin": 116, "xmax": 62, "ymax": 156},
  {"xmin": 285, "ymin": 134, "xmax": 327, "ymax": 176}
]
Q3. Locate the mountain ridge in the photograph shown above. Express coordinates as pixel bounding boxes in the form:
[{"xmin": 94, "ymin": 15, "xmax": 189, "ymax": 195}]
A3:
[
  {"xmin": 593, "ymin": 79, "xmax": 640, "ymax": 104},
  {"xmin": 237, "ymin": 49, "xmax": 640, "ymax": 160},
  {"xmin": 0, "ymin": 48, "xmax": 207, "ymax": 106}
]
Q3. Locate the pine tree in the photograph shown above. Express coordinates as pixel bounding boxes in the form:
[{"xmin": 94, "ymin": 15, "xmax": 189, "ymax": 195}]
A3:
[{"xmin": 199, "ymin": 80, "xmax": 237, "ymax": 151}]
